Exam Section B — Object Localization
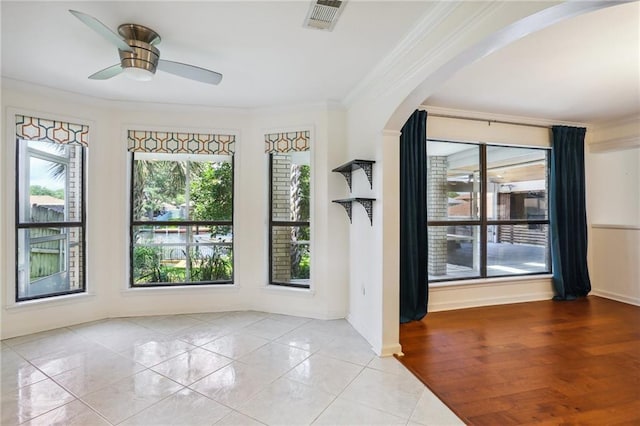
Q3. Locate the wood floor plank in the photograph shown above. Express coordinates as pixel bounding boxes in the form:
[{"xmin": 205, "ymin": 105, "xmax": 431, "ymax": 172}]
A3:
[{"xmin": 398, "ymin": 296, "xmax": 640, "ymax": 425}]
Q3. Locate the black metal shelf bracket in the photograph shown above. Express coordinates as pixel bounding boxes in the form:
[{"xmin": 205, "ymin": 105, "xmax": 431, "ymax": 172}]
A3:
[
  {"xmin": 332, "ymin": 159, "xmax": 375, "ymax": 190},
  {"xmin": 332, "ymin": 197, "xmax": 375, "ymax": 226},
  {"xmin": 336, "ymin": 170, "xmax": 353, "ymax": 191},
  {"xmin": 333, "ymin": 199, "xmax": 353, "ymax": 223},
  {"xmin": 355, "ymin": 198, "xmax": 374, "ymax": 225}
]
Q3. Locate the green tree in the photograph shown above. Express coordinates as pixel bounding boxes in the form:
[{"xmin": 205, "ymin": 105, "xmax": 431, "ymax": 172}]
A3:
[
  {"xmin": 30, "ymin": 185, "xmax": 64, "ymax": 199},
  {"xmin": 299, "ymin": 165, "xmax": 310, "ymax": 221},
  {"xmin": 295, "ymin": 164, "xmax": 310, "ymax": 241},
  {"xmin": 190, "ymin": 162, "xmax": 233, "ymax": 221},
  {"xmin": 133, "ymin": 160, "xmax": 197, "ymax": 219},
  {"xmin": 290, "ymin": 163, "xmax": 310, "ymax": 279}
]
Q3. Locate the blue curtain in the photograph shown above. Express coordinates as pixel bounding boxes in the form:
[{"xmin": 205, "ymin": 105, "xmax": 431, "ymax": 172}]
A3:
[
  {"xmin": 549, "ymin": 125, "xmax": 591, "ymax": 300},
  {"xmin": 400, "ymin": 110, "xmax": 428, "ymax": 322}
]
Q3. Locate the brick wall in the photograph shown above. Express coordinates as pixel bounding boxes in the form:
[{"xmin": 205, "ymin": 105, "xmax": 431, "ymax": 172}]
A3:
[
  {"xmin": 272, "ymin": 154, "xmax": 292, "ymax": 282},
  {"xmin": 67, "ymin": 147, "xmax": 82, "ymax": 290},
  {"xmin": 427, "ymin": 156, "xmax": 448, "ymax": 276}
]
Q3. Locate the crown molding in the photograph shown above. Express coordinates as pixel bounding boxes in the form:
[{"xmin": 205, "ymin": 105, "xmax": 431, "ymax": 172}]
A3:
[
  {"xmin": 342, "ymin": 1, "xmax": 462, "ymax": 107},
  {"xmin": 589, "ymin": 136, "xmax": 640, "ymax": 153},
  {"xmin": 374, "ymin": 2, "xmax": 504, "ymax": 103},
  {"xmin": 591, "ymin": 114, "xmax": 640, "ymax": 130}
]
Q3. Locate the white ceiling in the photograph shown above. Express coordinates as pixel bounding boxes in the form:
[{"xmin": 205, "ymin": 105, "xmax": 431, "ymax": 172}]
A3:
[
  {"xmin": 1, "ymin": 1, "xmax": 432, "ymax": 109},
  {"xmin": 426, "ymin": 1, "xmax": 640, "ymax": 123},
  {"xmin": 2, "ymin": 1, "xmax": 639, "ymax": 124}
]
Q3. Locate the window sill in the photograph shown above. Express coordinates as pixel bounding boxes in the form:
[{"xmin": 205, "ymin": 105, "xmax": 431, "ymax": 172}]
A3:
[
  {"xmin": 5, "ymin": 291, "xmax": 95, "ymax": 311},
  {"xmin": 121, "ymin": 283, "xmax": 240, "ymax": 295},
  {"xmin": 262, "ymin": 284, "xmax": 315, "ymax": 296},
  {"xmin": 429, "ymin": 274, "xmax": 553, "ymax": 290}
]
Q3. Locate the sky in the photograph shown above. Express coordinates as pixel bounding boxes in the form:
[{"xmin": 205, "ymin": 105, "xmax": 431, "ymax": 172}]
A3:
[{"xmin": 30, "ymin": 157, "xmax": 65, "ymax": 191}]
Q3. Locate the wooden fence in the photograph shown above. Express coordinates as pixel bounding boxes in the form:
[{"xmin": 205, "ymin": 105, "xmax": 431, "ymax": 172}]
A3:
[
  {"xmin": 497, "ymin": 225, "xmax": 548, "ymax": 246},
  {"xmin": 30, "ymin": 205, "xmax": 64, "ymax": 279}
]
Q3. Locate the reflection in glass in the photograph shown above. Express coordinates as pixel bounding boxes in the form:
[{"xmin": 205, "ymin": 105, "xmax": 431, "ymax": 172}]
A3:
[
  {"xmin": 427, "ymin": 141, "xmax": 480, "ymax": 221},
  {"xmin": 19, "ymin": 139, "xmax": 83, "ymax": 223},
  {"xmin": 28, "ymin": 140, "xmax": 69, "ymax": 156},
  {"xmin": 271, "ymin": 225, "xmax": 310, "ymax": 286},
  {"xmin": 487, "ymin": 224, "xmax": 549, "ymax": 276},
  {"xmin": 17, "ymin": 227, "xmax": 83, "ymax": 299}
]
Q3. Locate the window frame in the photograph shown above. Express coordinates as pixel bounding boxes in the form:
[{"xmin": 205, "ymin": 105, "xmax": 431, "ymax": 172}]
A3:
[
  {"xmin": 128, "ymin": 153, "xmax": 235, "ymax": 288},
  {"xmin": 268, "ymin": 153, "xmax": 311, "ymax": 289},
  {"xmin": 15, "ymin": 139, "xmax": 87, "ymax": 302},
  {"xmin": 427, "ymin": 140, "xmax": 551, "ymax": 283}
]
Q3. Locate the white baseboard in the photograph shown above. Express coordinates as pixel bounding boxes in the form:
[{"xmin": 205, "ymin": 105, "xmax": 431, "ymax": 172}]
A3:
[
  {"xmin": 591, "ymin": 289, "xmax": 640, "ymax": 306},
  {"xmin": 427, "ymin": 277, "xmax": 554, "ymax": 312},
  {"xmin": 429, "ymin": 293, "xmax": 553, "ymax": 312},
  {"xmin": 378, "ymin": 343, "xmax": 403, "ymax": 357}
]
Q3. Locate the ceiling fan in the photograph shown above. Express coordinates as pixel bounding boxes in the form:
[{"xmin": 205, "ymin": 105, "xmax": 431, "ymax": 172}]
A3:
[{"xmin": 69, "ymin": 10, "xmax": 222, "ymax": 85}]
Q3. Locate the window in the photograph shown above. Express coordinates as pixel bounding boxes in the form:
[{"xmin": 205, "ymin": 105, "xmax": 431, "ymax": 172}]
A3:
[
  {"xmin": 266, "ymin": 131, "xmax": 311, "ymax": 288},
  {"xmin": 15, "ymin": 115, "xmax": 87, "ymax": 301},
  {"xmin": 427, "ymin": 140, "xmax": 550, "ymax": 282},
  {"xmin": 128, "ymin": 131, "xmax": 235, "ymax": 287}
]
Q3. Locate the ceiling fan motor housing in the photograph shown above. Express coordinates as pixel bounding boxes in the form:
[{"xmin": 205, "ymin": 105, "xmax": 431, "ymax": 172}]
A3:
[
  {"xmin": 119, "ymin": 39, "xmax": 159, "ymax": 74},
  {"xmin": 117, "ymin": 23, "xmax": 161, "ymax": 74}
]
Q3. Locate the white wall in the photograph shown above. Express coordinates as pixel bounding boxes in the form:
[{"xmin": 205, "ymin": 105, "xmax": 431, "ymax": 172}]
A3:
[
  {"xmin": 589, "ymin": 226, "xmax": 640, "ymax": 305},
  {"xmin": 1, "ymin": 80, "xmax": 349, "ymax": 339},
  {"xmin": 587, "ymin": 148, "xmax": 640, "ymax": 226},
  {"xmin": 587, "ymin": 116, "xmax": 640, "ymax": 306}
]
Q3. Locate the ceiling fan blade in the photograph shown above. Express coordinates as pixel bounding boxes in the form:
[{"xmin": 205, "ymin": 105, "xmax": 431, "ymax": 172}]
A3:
[
  {"xmin": 89, "ymin": 64, "xmax": 124, "ymax": 80},
  {"xmin": 157, "ymin": 60, "xmax": 223, "ymax": 85},
  {"xmin": 69, "ymin": 10, "xmax": 133, "ymax": 53}
]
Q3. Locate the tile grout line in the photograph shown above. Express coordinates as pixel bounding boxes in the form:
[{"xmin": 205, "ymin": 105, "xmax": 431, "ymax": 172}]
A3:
[
  {"xmin": 7, "ymin": 346, "xmax": 116, "ymax": 425},
  {"xmin": 307, "ymin": 361, "xmax": 368, "ymax": 425},
  {"xmin": 3, "ymin": 312, "xmax": 395, "ymax": 426}
]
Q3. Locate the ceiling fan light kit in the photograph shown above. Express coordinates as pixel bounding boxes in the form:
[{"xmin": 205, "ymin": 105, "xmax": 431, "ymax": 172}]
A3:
[
  {"xmin": 122, "ymin": 66, "xmax": 154, "ymax": 82},
  {"xmin": 69, "ymin": 10, "xmax": 222, "ymax": 85},
  {"xmin": 118, "ymin": 36, "xmax": 160, "ymax": 80}
]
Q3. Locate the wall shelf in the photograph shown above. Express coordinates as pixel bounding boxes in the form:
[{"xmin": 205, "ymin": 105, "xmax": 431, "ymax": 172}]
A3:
[
  {"xmin": 332, "ymin": 159, "xmax": 375, "ymax": 191},
  {"xmin": 333, "ymin": 198, "xmax": 375, "ymax": 225}
]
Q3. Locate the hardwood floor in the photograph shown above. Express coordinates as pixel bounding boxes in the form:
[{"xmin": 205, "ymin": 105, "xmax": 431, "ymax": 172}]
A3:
[{"xmin": 397, "ymin": 296, "xmax": 640, "ymax": 425}]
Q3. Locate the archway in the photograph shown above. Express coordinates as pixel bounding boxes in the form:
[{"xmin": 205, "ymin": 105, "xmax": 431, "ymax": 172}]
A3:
[{"xmin": 344, "ymin": 0, "xmax": 624, "ymax": 355}]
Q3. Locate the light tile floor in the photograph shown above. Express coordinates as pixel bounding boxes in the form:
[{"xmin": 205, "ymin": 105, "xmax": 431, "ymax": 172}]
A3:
[{"xmin": 1, "ymin": 311, "xmax": 464, "ymax": 425}]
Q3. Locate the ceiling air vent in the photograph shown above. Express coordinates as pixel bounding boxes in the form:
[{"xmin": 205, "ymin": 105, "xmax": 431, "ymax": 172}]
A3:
[{"xmin": 303, "ymin": 0, "xmax": 346, "ymax": 31}]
